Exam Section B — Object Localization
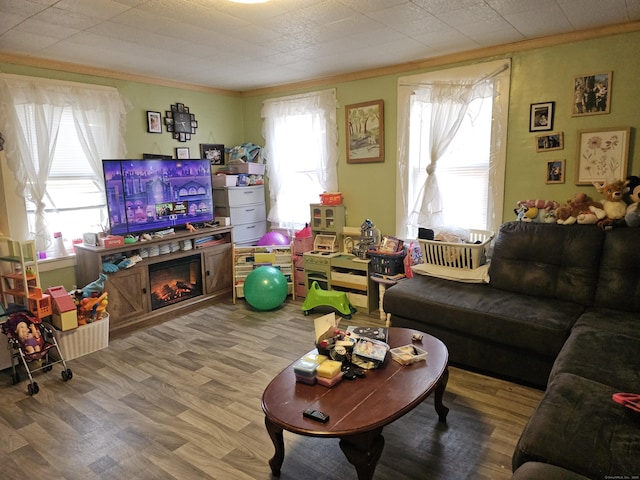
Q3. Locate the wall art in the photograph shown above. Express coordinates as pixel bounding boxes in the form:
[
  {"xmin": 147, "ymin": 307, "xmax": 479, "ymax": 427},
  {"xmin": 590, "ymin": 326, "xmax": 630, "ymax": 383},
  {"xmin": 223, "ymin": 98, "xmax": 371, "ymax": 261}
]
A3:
[
  {"xmin": 546, "ymin": 159, "xmax": 565, "ymax": 184},
  {"xmin": 346, "ymin": 99, "xmax": 384, "ymax": 163},
  {"xmin": 572, "ymin": 71, "xmax": 611, "ymax": 116},
  {"xmin": 176, "ymin": 147, "xmax": 190, "ymax": 159},
  {"xmin": 529, "ymin": 101, "xmax": 554, "ymax": 132},
  {"xmin": 147, "ymin": 111, "xmax": 162, "ymax": 133},
  {"xmin": 536, "ymin": 132, "xmax": 563, "ymax": 152},
  {"xmin": 576, "ymin": 127, "xmax": 629, "ymax": 185}
]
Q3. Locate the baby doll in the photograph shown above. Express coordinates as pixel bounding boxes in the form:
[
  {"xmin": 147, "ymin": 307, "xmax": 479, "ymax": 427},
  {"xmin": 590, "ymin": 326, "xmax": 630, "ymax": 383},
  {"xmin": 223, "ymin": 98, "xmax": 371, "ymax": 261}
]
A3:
[{"xmin": 15, "ymin": 321, "xmax": 42, "ymax": 354}]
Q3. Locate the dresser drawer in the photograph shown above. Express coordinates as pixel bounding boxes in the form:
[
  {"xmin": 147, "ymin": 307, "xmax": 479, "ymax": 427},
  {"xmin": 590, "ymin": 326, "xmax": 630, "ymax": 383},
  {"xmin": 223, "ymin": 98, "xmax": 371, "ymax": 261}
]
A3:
[
  {"xmin": 228, "ymin": 203, "xmax": 266, "ymax": 224},
  {"xmin": 233, "ymin": 221, "xmax": 267, "ymax": 244},
  {"xmin": 214, "ymin": 185, "xmax": 264, "ymax": 207}
]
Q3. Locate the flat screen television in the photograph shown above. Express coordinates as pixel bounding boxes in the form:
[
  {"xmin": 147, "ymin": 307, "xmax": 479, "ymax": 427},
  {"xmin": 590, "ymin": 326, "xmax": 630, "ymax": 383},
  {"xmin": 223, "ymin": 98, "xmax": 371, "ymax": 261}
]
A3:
[{"xmin": 102, "ymin": 158, "xmax": 214, "ymax": 236}]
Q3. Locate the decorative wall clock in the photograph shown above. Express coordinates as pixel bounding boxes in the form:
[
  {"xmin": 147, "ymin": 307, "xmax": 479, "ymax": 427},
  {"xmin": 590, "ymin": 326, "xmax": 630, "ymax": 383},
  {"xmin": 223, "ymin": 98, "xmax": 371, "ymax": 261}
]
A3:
[{"xmin": 164, "ymin": 103, "xmax": 198, "ymax": 142}]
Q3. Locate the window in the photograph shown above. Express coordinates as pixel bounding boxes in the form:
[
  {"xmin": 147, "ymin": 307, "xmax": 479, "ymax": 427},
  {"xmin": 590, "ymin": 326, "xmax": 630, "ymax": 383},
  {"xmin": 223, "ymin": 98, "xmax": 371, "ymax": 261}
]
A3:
[
  {"xmin": 261, "ymin": 89, "xmax": 338, "ymax": 232},
  {"xmin": 0, "ymin": 74, "xmax": 128, "ymax": 255},
  {"xmin": 396, "ymin": 60, "xmax": 511, "ymax": 239}
]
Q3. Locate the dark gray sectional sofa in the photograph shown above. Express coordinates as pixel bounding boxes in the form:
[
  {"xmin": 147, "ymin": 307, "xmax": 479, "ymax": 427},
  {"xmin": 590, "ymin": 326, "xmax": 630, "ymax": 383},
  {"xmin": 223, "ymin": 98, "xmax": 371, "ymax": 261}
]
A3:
[{"xmin": 384, "ymin": 221, "xmax": 640, "ymax": 479}]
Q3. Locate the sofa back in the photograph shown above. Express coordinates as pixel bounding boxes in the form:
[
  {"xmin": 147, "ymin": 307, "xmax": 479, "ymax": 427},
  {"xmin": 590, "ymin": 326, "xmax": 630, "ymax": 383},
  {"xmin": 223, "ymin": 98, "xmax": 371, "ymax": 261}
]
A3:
[
  {"xmin": 488, "ymin": 222, "xmax": 604, "ymax": 306},
  {"xmin": 594, "ymin": 228, "xmax": 640, "ymax": 312}
]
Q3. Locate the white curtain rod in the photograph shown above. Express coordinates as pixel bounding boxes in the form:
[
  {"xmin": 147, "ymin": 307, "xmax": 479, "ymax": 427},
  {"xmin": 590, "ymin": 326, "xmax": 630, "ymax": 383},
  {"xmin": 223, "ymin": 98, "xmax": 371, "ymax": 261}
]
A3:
[{"xmin": 398, "ymin": 62, "xmax": 510, "ymax": 88}]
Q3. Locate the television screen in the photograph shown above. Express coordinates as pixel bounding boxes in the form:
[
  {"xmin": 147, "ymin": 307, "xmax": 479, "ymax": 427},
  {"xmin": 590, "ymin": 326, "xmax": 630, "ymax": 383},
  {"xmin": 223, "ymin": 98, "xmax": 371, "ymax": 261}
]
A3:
[{"xmin": 103, "ymin": 158, "xmax": 214, "ymax": 236}]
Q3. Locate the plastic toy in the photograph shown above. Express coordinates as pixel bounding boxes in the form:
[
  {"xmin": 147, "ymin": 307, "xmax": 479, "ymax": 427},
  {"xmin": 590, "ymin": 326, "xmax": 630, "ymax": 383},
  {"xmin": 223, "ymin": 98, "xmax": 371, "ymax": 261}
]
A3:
[
  {"xmin": 243, "ymin": 266, "xmax": 288, "ymax": 311},
  {"xmin": 302, "ymin": 281, "xmax": 356, "ymax": 319},
  {"xmin": 257, "ymin": 231, "xmax": 290, "ymax": 246}
]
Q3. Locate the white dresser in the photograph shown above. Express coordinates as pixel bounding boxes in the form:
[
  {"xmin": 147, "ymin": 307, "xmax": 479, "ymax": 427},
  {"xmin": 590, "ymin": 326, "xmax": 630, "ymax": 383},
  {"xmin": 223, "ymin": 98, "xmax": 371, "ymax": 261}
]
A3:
[{"xmin": 213, "ymin": 185, "xmax": 267, "ymax": 246}]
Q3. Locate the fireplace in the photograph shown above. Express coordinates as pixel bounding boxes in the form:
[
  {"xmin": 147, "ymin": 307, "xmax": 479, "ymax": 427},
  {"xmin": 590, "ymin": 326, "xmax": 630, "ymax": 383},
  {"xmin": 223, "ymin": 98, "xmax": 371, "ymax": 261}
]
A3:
[{"xmin": 148, "ymin": 255, "xmax": 202, "ymax": 310}]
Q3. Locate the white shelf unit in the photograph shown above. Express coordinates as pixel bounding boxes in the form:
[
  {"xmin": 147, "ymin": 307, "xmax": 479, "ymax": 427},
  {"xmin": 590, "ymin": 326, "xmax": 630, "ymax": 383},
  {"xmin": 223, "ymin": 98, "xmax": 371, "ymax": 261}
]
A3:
[{"xmin": 232, "ymin": 244, "xmax": 295, "ymax": 304}]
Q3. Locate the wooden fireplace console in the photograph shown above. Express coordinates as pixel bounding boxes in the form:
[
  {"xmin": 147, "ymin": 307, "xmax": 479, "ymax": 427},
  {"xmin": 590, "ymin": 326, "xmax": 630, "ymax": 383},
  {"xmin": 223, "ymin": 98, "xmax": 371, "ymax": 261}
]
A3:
[{"xmin": 74, "ymin": 226, "xmax": 232, "ymax": 337}]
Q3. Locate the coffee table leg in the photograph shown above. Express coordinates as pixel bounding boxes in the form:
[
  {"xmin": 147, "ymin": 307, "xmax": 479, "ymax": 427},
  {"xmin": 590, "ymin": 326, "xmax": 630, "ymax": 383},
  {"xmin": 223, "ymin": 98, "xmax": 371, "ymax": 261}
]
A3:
[
  {"xmin": 434, "ymin": 366, "xmax": 450, "ymax": 423},
  {"xmin": 339, "ymin": 427, "xmax": 385, "ymax": 480},
  {"xmin": 264, "ymin": 416, "xmax": 284, "ymax": 476}
]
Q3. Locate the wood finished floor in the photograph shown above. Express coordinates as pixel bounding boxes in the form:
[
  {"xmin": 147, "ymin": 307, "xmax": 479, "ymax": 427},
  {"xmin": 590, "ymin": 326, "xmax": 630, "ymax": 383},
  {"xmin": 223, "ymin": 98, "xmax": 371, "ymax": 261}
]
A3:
[{"xmin": 0, "ymin": 298, "xmax": 543, "ymax": 480}]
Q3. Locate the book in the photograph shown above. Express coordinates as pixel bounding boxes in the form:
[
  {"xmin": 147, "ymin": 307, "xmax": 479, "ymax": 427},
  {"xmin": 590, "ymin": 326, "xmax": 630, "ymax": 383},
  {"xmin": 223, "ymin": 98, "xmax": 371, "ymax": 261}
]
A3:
[{"xmin": 345, "ymin": 326, "xmax": 388, "ymax": 343}]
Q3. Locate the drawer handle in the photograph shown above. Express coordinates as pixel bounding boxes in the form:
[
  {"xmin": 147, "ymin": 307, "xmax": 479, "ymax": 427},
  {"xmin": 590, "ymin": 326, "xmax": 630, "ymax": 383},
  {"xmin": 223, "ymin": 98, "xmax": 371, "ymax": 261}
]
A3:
[
  {"xmin": 247, "ymin": 225, "xmax": 256, "ymax": 229},
  {"xmin": 245, "ymin": 208, "xmax": 255, "ymax": 212}
]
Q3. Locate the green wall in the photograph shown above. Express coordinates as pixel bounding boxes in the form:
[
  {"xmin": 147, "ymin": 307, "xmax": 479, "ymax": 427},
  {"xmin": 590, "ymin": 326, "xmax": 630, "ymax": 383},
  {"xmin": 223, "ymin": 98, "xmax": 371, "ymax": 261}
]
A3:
[
  {"xmin": 243, "ymin": 30, "xmax": 640, "ymax": 236},
  {"xmin": 2, "ymin": 28, "xmax": 639, "ymax": 242}
]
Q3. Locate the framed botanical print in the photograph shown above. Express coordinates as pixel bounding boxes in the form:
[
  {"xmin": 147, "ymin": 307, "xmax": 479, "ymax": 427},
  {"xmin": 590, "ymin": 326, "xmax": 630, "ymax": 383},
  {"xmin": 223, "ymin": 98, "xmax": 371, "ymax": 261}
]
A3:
[{"xmin": 575, "ymin": 127, "xmax": 630, "ymax": 185}]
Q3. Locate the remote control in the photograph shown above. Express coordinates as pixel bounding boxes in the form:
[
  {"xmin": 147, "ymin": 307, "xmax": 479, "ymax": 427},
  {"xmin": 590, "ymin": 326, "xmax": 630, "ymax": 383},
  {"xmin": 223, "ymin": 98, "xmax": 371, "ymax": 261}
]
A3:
[{"xmin": 303, "ymin": 408, "xmax": 330, "ymax": 423}]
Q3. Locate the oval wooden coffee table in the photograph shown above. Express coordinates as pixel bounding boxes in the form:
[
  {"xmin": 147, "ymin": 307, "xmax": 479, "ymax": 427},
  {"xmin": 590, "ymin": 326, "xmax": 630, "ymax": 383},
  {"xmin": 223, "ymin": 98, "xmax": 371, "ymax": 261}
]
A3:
[{"xmin": 261, "ymin": 327, "xmax": 449, "ymax": 480}]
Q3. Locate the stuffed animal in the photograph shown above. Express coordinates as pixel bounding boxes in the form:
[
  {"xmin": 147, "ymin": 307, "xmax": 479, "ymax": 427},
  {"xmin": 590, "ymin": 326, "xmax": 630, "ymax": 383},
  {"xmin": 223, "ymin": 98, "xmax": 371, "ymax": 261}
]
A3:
[
  {"xmin": 515, "ymin": 200, "xmax": 559, "ymax": 222},
  {"xmin": 593, "ymin": 179, "xmax": 627, "ymax": 230},
  {"xmin": 624, "ymin": 175, "xmax": 640, "ymax": 227},
  {"xmin": 555, "ymin": 193, "xmax": 605, "ymax": 225}
]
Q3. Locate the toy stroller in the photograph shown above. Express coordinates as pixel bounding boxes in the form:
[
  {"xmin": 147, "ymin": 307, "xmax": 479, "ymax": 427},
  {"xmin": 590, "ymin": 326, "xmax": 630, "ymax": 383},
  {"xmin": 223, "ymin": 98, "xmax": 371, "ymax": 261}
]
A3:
[{"xmin": 1, "ymin": 306, "xmax": 73, "ymax": 395}]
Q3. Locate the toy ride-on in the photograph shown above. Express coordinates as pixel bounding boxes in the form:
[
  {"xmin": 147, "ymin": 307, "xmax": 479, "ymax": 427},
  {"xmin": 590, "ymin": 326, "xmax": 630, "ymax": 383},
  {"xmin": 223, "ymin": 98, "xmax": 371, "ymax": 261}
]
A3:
[{"xmin": 302, "ymin": 281, "xmax": 356, "ymax": 319}]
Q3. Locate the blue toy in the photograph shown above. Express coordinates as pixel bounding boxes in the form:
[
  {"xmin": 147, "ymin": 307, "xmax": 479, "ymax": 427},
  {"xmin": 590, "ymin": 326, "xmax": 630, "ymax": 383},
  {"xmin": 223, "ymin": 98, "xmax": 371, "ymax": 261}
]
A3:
[
  {"xmin": 244, "ymin": 266, "xmax": 288, "ymax": 311},
  {"xmin": 302, "ymin": 281, "xmax": 356, "ymax": 319}
]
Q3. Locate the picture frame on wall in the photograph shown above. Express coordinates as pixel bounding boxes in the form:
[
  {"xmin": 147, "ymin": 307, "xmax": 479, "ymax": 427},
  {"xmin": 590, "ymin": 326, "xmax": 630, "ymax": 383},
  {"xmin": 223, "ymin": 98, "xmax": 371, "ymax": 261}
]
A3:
[
  {"xmin": 147, "ymin": 111, "xmax": 162, "ymax": 133},
  {"xmin": 346, "ymin": 99, "xmax": 384, "ymax": 163},
  {"xmin": 536, "ymin": 132, "xmax": 564, "ymax": 152},
  {"xmin": 572, "ymin": 71, "xmax": 611, "ymax": 116},
  {"xmin": 546, "ymin": 159, "xmax": 565, "ymax": 184},
  {"xmin": 200, "ymin": 144, "xmax": 225, "ymax": 165},
  {"xmin": 529, "ymin": 101, "xmax": 554, "ymax": 132},
  {"xmin": 176, "ymin": 147, "xmax": 190, "ymax": 159},
  {"xmin": 576, "ymin": 127, "xmax": 630, "ymax": 185}
]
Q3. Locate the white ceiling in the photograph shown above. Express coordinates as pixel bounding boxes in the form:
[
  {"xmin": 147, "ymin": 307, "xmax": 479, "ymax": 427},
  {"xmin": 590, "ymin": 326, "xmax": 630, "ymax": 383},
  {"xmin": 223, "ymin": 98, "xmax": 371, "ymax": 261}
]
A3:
[{"xmin": 1, "ymin": 0, "xmax": 639, "ymax": 92}]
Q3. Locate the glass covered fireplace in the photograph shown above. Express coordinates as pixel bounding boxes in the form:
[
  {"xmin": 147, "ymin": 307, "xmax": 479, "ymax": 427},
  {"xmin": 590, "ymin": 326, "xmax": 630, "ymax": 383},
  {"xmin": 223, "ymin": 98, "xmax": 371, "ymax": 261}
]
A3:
[{"xmin": 148, "ymin": 255, "xmax": 202, "ymax": 311}]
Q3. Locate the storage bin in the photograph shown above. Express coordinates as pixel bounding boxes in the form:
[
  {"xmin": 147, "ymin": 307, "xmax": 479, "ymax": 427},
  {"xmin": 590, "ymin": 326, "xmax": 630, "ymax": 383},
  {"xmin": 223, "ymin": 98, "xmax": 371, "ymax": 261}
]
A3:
[
  {"xmin": 211, "ymin": 174, "xmax": 238, "ymax": 187},
  {"xmin": 368, "ymin": 250, "xmax": 406, "ymax": 276},
  {"xmin": 52, "ymin": 314, "xmax": 109, "ymax": 360},
  {"xmin": 319, "ymin": 192, "xmax": 342, "ymax": 206},
  {"xmin": 419, "ymin": 229, "xmax": 493, "ymax": 270}
]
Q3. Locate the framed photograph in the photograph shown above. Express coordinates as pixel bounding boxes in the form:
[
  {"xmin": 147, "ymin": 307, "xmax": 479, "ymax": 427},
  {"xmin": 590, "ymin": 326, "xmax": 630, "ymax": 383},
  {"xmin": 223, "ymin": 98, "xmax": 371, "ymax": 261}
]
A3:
[
  {"xmin": 176, "ymin": 147, "xmax": 190, "ymax": 159},
  {"xmin": 546, "ymin": 159, "xmax": 565, "ymax": 184},
  {"xmin": 536, "ymin": 132, "xmax": 564, "ymax": 152},
  {"xmin": 147, "ymin": 111, "xmax": 162, "ymax": 134},
  {"xmin": 529, "ymin": 101, "xmax": 554, "ymax": 132},
  {"xmin": 576, "ymin": 127, "xmax": 630, "ymax": 185},
  {"xmin": 572, "ymin": 71, "xmax": 611, "ymax": 116},
  {"xmin": 346, "ymin": 99, "xmax": 384, "ymax": 163},
  {"xmin": 200, "ymin": 144, "xmax": 225, "ymax": 165}
]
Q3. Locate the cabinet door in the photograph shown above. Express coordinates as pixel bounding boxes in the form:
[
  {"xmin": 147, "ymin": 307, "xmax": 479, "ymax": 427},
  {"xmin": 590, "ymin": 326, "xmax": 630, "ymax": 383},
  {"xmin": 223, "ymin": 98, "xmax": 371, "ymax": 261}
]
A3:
[
  {"xmin": 105, "ymin": 268, "xmax": 149, "ymax": 328},
  {"xmin": 204, "ymin": 244, "xmax": 233, "ymax": 294}
]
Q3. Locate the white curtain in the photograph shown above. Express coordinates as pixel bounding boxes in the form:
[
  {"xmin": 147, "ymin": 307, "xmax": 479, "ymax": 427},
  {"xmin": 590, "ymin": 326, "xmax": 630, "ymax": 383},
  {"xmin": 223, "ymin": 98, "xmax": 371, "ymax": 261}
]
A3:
[
  {"xmin": 0, "ymin": 74, "xmax": 129, "ymax": 251},
  {"xmin": 406, "ymin": 80, "xmax": 493, "ymax": 229},
  {"xmin": 262, "ymin": 89, "xmax": 338, "ymax": 230}
]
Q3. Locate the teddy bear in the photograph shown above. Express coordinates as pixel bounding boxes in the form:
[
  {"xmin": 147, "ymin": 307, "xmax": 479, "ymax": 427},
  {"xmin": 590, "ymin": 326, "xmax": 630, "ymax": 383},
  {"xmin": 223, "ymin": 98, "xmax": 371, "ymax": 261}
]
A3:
[
  {"xmin": 555, "ymin": 193, "xmax": 605, "ymax": 225},
  {"xmin": 624, "ymin": 175, "xmax": 640, "ymax": 227},
  {"xmin": 593, "ymin": 179, "xmax": 627, "ymax": 230}
]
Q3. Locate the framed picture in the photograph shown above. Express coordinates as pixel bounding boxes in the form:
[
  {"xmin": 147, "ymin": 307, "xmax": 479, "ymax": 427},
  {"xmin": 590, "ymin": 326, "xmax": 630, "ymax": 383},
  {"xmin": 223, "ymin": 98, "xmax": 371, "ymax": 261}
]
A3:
[
  {"xmin": 147, "ymin": 111, "xmax": 162, "ymax": 134},
  {"xmin": 536, "ymin": 132, "xmax": 564, "ymax": 152},
  {"xmin": 529, "ymin": 102, "xmax": 554, "ymax": 132},
  {"xmin": 346, "ymin": 99, "xmax": 384, "ymax": 163},
  {"xmin": 176, "ymin": 147, "xmax": 190, "ymax": 159},
  {"xmin": 576, "ymin": 127, "xmax": 630, "ymax": 185},
  {"xmin": 200, "ymin": 144, "xmax": 225, "ymax": 165},
  {"xmin": 572, "ymin": 71, "xmax": 611, "ymax": 116},
  {"xmin": 546, "ymin": 159, "xmax": 565, "ymax": 184}
]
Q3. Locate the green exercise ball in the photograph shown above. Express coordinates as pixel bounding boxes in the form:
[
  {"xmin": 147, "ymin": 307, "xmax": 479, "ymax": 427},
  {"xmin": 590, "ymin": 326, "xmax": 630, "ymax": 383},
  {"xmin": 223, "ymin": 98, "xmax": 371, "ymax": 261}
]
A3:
[{"xmin": 244, "ymin": 266, "xmax": 288, "ymax": 311}]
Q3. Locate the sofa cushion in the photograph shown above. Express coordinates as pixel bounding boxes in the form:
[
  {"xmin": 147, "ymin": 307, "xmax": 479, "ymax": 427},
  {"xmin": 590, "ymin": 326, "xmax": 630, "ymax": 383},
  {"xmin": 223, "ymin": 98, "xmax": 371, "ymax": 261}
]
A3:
[
  {"xmin": 511, "ymin": 462, "xmax": 591, "ymax": 480},
  {"xmin": 383, "ymin": 274, "xmax": 582, "ymax": 358},
  {"xmin": 594, "ymin": 227, "xmax": 640, "ymax": 312},
  {"xmin": 513, "ymin": 372, "xmax": 640, "ymax": 479},
  {"xmin": 574, "ymin": 307, "xmax": 640, "ymax": 339},
  {"xmin": 549, "ymin": 320, "xmax": 640, "ymax": 391},
  {"xmin": 489, "ymin": 222, "xmax": 604, "ymax": 306}
]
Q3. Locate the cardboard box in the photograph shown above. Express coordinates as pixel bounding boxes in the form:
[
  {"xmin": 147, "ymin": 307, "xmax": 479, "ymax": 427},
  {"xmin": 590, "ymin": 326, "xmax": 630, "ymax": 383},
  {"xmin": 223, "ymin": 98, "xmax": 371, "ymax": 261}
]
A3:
[
  {"xmin": 231, "ymin": 162, "xmax": 265, "ymax": 175},
  {"xmin": 212, "ymin": 174, "xmax": 238, "ymax": 187},
  {"xmin": 99, "ymin": 235, "xmax": 125, "ymax": 248}
]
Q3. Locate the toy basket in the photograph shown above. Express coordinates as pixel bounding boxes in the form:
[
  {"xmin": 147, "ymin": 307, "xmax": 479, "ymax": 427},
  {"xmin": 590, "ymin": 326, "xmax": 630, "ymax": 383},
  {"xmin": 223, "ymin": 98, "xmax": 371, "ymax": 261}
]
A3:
[
  {"xmin": 419, "ymin": 229, "xmax": 493, "ymax": 270},
  {"xmin": 320, "ymin": 192, "xmax": 343, "ymax": 206},
  {"xmin": 367, "ymin": 250, "xmax": 406, "ymax": 276}
]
